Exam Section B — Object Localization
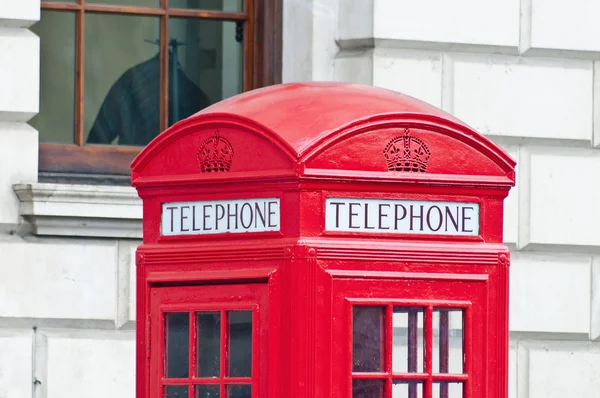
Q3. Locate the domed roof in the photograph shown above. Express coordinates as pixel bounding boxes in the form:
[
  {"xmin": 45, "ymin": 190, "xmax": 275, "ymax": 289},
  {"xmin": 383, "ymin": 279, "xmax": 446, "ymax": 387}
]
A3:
[{"xmin": 193, "ymin": 82, "xmax": 469, "ymax": 156}]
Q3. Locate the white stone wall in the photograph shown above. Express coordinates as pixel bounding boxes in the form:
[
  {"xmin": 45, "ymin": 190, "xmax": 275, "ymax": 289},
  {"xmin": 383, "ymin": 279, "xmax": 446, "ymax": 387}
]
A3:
[
  {"xmin": 0, "ymin": 2, "xmax": 139, "ymax": 398},
  {"xmin": 284, "ymin": 0, "xmax": 600, "ymax": 395}
]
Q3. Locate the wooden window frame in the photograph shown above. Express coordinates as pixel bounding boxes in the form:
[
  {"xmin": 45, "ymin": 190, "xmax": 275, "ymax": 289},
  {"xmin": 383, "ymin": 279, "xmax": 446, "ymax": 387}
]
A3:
[{"xmin": 38, "ymin": 0, "xmax": 282, "ymax": 177}]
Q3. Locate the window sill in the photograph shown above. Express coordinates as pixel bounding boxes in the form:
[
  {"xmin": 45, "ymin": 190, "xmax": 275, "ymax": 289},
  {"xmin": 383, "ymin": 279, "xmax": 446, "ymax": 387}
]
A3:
[{"xmin": 13, "ymin": 183, "xmax": 142, "ymax": 239}]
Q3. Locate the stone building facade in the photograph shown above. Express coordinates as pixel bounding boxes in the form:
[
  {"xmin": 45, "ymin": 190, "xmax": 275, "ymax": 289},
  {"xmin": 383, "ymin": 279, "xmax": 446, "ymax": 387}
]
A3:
[{"xmin": 0, "ymin": 0, "xmax": 599, "ymax": 397}]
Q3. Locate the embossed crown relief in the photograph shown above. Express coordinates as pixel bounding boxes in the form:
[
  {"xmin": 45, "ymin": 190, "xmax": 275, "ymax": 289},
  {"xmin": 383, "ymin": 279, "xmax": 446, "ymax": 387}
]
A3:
[
  {"xmin": 197, "ymin": 130, "xmax": 234, "ymax": 172},
  {"xmin": 383, "ymin": 128, "xmax": 431, "ymax": 173}
]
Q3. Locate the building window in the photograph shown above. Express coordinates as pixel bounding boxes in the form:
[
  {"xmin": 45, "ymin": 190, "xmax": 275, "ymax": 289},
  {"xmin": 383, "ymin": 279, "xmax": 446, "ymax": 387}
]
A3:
[{"xmin": 31, "ymin": 0, "xmax": 281, "ymax": 177}]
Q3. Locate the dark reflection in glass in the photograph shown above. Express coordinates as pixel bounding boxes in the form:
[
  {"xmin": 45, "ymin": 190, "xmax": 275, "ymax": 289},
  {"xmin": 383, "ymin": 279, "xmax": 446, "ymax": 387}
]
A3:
[
  {"xmin": 227, "ymin": 384, "xmax": 251, "ymax": 398},
  {"xmin": 170, "ymin": 0, "xmax": 243, "ymax": 12},
  {"xmin": 165, "ymin": 385, "xmax": 188, "ymax": 398},
  {"xmin": 84, "ymin": 12, "xmax": 160, "ymax": 146},
  {"xmin": 392, "ymin": 381, "xmax": 423, "ymax": 398},
  {"xmin": 30, "ymin": 10, "xmax": 76, "ymax": 144},
  {"xmin": 165, "ymin": 312, "xmax": 189, "ymax": 378},
  {"xmin": 167, "ymin": 17, "xmax": 243, "ymax": 126},
  {"xmin": 195, "ymin": 385, "xmax": 220, "ymax": 398},
  {"xmin": 197, "ymin": 312, "xmax": 221, "ymax": 377},
  {"xmin": 352, "ymin": 306, "xmax": 384, "ymax": 372},
  {"xmin": 229, "ymin": 311, "xmax": 252, "ymax": 377},
  {"xmin": 352, "ymin": 379, "xmax": 384, "ymax": 398}
]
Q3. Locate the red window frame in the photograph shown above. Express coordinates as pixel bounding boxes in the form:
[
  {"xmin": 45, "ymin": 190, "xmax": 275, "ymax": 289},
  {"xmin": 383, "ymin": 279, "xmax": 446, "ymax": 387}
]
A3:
[
  {"xmin": 332, "ymin": 276, "xmax": 488, "ymax": 398},
  {"xmin": 150, "ymin": 283, "xmax": 268, "ymax": 398}
]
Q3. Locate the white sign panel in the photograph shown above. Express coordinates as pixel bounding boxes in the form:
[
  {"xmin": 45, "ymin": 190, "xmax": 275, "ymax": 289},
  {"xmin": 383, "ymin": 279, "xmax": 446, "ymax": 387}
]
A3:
[
  {"xmin": 161, "ymin": 198, "xmax": 280, "ymax": 236},
  {"xmin": 325, "ymin": 198, "xmax": 479, "ymax": 236}
]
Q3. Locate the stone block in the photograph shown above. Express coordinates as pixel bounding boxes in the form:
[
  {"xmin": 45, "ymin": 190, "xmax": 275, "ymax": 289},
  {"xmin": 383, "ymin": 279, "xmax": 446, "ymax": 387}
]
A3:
[
  {"xmin": 450, "ymin": 55, "xmax": 593, "ymax": 142},
  {"xmin": 339, "ymin": 0, "xmax": 519, "ymax": 49},
  {"xmin": 0, "ymin": 0, "xmax": 39, "ymax": 28},
  {"xmin": 509, "ymin": 252, "xmax": 591, "ymax": 335},
  {"xmin": 0, "ymin": 122, "xmax": 38, "ymax": 226},
  {"xmin": 41, "ymin": 330, "xmax": 135, "ymax": 398},
  {"xmin": 522, "ymin": 149, "xmax": 600, "ymax": 247},
  {"xmin": 334, "ymin": 50, "xmax": 373, "ymax": 85},
  {"xmin": 0, "ymin": 28, "xmax": 39, "ymax": 121},
  {"xmin": 0, "ymin": 329, "xmax": 33, "ymax": 398},
  {"xmin": 373, "ymin": 49, "xmax": 442, "ymax": 108},
  {"xmin": 0, "ymin": 240, "xmax": 118, "ymax": 323},
  {"xmin": 525, "ymin": 341, "xmax": 600, "ymax": 397},
  {"xmin": 523, "ymin": 0, "xmax": 600, "ymax": 54}
]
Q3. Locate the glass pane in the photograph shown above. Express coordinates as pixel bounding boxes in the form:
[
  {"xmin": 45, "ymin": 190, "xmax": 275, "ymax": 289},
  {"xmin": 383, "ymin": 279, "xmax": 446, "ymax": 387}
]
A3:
[
  {"xmin": 88, "ymin": 0, "xmax": 160, "ymax": 6},
  {"xmin": 195, "ymin": 385, "xmax": 220, "ymax": 398},
  {"xmin": 167, "ymin": 17, "xmax": 243, "ymax": 126},
  {"xmin": 170, "ymin": 0, "xmax": 243, "ymax": 12},
  {"xmin": 227, "ymin": 384, "xmax": 251, "ymax": 398},
  {"xmin": 433, "ymin": 382, "xmax": 464, "ymax": 398},
  {"xmin": 196, "ymin": 312, "xmax": 221, "ymax": 377},
  {"xmin": 352, "ymin": 379, "xmax": 384, "ymax": 398},
  {"xmin": 392, "ymin": 307, "xmax": 424, "ymax": 373},
  {"xmin": 228, "ymin": 311, "xmax": 252, "ymax": 377},
  {"xmin": 165, "ymin": 385, "xmax": 188, "ymax": 398},
  {"xmin": 433, "ymin": 309, "xmax": 463, "ymax": 374},
  {"xmin": 30, "ymin": 10, "xmax": 76, "ymax": 144},
  {"xmin": 84, "ymin": 13, "xmax": 160, "ymax": 146},
  {"xmin": 352, "ymin": 306, "xmax": 384, "ymax": 372},
  {"xmin": 392, "ymin": 381, "xmax": 423, "ymax": 398},
  {"xmin": 165, "ymin": 313, "xmax": 190, "ymax": 378}
]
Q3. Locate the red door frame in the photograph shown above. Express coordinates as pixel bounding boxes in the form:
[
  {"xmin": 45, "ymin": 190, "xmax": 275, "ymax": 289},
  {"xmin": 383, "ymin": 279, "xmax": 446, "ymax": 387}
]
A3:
[
  {"xmin": 331, "ymin": 274, "xmax": 489, "ymax": 398},
  {"xmin": 150, "ymin": 283, "xmax": 269, "ymax": 398}
]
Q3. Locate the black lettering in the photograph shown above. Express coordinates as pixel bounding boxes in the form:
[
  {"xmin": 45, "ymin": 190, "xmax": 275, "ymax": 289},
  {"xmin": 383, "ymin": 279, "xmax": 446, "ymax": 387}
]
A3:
[
  {"xmin": 426, "ymin": 206, "xmax": 443, "ymax": 232},
  {"xmin": 348, "ymin": 203, "xmax": 361, "ymax": 229},
  {"xmin": 180, "ymin": 206, "xmax": 190, "ymax": 232},
  {"xmin": 192, "ymin": 205, "xmax": 201, "ymax": 231},
  {"xmin": 409, "ymin": 205, "xmax": 424, "ymax": 231},
  {"xmin": 227, "ymin": 203, "xmax": 239, "ymax": 229},
  {"xmin": 268, "ymin": 201, "xmax": 278, "ymax": 228},
  {"xmin": 394, "ymin": 204, "xmax": 407, "ymax": 230},
  {"xmin": 445, "ymin": 206, "xmax": 459, "ymax": 232},
  {"xmin": 254, "ymin": 202, "xmax": 266, "ymax": 228},
  {"xmin": 462, "ymin": 206, "xmax": 474, "ymax": 233},
  {"xmin": 329, "ymin": 202, "xmax": 346, "ymax": 228},
  {"xmin": 203, "ymin": 205, "xmax": 212, "ymax": 231},
  {"xmin": 215, "ymin": 204, "xmax": 225, "ymax": 230},
  {"xmin": 378, "ymin": 204, "xmax": 390, "ymax": 229},
  {"xmin": 364, "ymin": 203, "xmax": 375, "ymax": 229},
  {"xmin": 166, "ymin": 206, "xmax": 177, "ymax": 232},
  {"xmin": 240, "ymin": 203, "xmax": 253, "ymax": 229}
]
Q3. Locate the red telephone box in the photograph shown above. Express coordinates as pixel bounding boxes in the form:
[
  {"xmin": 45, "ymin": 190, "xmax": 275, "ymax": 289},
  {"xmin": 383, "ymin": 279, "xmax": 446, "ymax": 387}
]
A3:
[{"xmin": 131, "ymin": 82, "xmax": 516, "ymax": 398}]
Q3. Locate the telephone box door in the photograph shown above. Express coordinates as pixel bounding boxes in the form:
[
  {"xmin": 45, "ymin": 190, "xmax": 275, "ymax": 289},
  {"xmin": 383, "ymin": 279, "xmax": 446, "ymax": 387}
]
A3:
[
  {"xmin": 332, "ymin": 275, "xmax": 489, "ymax": 398},
  {"xmin": 150, "ymin": 284, "xmax": 268, "ymax": 398}
]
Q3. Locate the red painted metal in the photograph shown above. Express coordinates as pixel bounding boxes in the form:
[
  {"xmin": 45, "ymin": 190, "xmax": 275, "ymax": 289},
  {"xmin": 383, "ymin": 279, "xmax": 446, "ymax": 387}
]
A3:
[{"xmin": 132, "ymin": 82, "xmax": 516, "ymax": 398}]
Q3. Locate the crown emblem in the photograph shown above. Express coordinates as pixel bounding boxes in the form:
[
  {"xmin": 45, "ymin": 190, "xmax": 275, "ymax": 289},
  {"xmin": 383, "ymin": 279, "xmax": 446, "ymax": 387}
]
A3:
[
  {"xmin": 197, "ymin": 130, "xmax": 234, "ymax": 172},
  {"xmin": 383, "ymin": 129, "xmax": 431, "ymax": 173}
]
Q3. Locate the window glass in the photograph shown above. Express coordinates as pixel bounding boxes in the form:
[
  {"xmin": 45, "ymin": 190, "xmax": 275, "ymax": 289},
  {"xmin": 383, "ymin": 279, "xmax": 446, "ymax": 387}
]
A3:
[
  {"xmin": 352, "ymin": 306, "xmax": 384, "ymax": 372},
  {"xmin": 196, "ymin": 312, "xmax": 221, "ymax": 377},
  {"xmin": 392, "ymin": 381, "xmax": 423, "ymax": 398},
  {"xmin": 89, "ymin": 0, "xmax": 160, "ymax": 6},
  {"xmin": 433, "ymin": 309, "xmax": 463, "ymax": 375},
  {"xmin": 167, "ymin": 17, "xmax": 243, "ymax": 127},
  {"xmin": 30, "ymin": 10, "xmax": 76, "ymax": 144},
  {"xmin": 170, "ymin": 0, "xmax": 243, "ymax": 12},
  {"xmin": 352, "ymin": 379, "xmax": 384, "ymax": 398},
  {"xmin": 165, "ymin": 385, "xmax": 188, "ymax": 398},
  {"xmin": 227, "ymin": 384, "xmax": 251, "ymax": 398},
  {"xmin": 392, "ymin": 307, "xmax": 425, "ymax": 373},
  {"xmin": 165, "ymin": 312, "xmax": 190, "ymax": 378},
  {"xmin": 84, "ymin": 13, "xmax": 160, "ymax": 146},
  {"xmin": 228, "ymin": 311, "xmax": 252, "ymax": 377},
  {"xmin": 195, "ymin": 385, "xmax": 219, "ymax": 397}
]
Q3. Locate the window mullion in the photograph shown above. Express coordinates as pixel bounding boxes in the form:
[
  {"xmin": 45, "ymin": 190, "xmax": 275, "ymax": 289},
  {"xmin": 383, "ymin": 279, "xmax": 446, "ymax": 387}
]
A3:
[
  {"xmin": 385, "ymin": 305, "xmax": 393, "ymax": 397},
  {"xmin": 425, "ymin": 306, "xmax": 433, "ymax": 398},
  {"xmin": 74, "ymin": 7, "xmax": 85, "ymax": 146}
]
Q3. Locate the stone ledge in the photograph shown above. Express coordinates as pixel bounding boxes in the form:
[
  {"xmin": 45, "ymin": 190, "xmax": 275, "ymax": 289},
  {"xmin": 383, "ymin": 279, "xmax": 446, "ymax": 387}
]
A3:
[{"xmin": 13, "ymin": 183, "xmax": 142, "ymax": 238}]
